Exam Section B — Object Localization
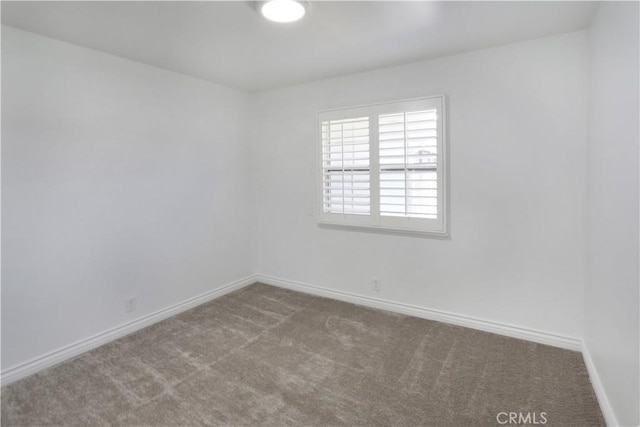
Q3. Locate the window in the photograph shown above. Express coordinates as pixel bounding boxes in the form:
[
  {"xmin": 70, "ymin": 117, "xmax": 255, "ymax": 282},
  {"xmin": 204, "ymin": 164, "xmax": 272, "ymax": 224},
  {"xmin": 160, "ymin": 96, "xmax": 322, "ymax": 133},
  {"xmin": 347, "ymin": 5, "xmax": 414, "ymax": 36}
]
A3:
[{"xmin": 318, "ymin": 96, "xmax": 447, "ymax": 236}]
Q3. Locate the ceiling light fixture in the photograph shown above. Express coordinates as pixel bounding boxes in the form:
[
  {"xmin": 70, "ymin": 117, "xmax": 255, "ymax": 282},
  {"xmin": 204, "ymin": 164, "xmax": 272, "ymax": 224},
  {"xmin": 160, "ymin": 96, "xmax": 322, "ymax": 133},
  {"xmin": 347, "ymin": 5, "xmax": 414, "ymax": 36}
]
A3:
[{"xmin": 257, "ymin": 0, "xmax": 308, "ymax": 23}]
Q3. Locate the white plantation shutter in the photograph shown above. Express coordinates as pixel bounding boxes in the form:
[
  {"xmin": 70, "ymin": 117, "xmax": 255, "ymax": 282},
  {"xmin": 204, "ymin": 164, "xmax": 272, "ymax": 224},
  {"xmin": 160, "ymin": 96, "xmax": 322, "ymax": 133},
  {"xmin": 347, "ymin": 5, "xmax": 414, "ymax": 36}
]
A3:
[
  {"xmin": 318, "ymin": 96, "xmax": 447, "ymax": 235},
  {"xmin": 321, "ymin": 116, "xmax": 371, "ymax": 216},
  {"xmin": 379, "ymin": 110, "xmax": 438, "ymax": 219}
]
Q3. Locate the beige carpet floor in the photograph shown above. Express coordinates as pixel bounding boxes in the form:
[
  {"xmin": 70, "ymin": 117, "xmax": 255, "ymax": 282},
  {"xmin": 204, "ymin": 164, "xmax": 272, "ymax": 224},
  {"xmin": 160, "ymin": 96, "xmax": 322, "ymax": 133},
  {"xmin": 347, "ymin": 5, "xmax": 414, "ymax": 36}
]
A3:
[{"xmin": 2, "ymin": 283, "xmax": 604, "ymax": 426}]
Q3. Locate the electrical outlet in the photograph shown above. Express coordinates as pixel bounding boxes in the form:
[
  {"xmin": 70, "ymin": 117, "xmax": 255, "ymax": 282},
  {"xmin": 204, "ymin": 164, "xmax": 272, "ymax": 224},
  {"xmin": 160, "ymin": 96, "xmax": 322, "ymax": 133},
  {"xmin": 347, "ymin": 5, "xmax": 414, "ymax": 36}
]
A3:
[
  {"xmin": 125, "ymin": 297, "xmax": 137, "ymax": 313},
  {"xmin": 372, "ymin": 278, "xmax": 381, "ymax": 292}
]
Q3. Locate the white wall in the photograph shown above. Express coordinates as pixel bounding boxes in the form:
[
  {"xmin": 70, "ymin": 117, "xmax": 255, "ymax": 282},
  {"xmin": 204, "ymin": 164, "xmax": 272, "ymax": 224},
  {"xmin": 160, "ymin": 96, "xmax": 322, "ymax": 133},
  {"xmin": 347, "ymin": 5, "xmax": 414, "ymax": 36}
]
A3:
[
  {"xmin": 3, "ymin": 16, "xmax": 637, "ymax": 423},
  {"xmin": 585, "ymin": 2, "xmax": 640, "ymax": 426},
  {"xmin": 1, "ymin": 26, "xmax": 253, "ymax": 370},
  {"xmin": 250, "ymin": 32, "xmax": 588, "ymax": 340}
]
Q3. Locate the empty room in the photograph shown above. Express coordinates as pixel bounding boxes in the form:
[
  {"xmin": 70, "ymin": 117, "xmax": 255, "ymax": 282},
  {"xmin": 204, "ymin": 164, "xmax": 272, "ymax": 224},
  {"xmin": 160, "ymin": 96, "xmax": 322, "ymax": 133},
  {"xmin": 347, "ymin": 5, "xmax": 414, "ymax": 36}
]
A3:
[{"xmin": 1, "ymin": 1, "xmax": 638, "ymax": 426}]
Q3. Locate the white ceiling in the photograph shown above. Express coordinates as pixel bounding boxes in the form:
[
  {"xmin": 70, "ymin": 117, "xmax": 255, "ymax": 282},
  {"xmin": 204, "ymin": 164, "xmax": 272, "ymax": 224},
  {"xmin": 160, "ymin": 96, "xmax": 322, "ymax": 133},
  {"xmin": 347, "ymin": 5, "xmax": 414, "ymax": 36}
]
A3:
[{"xmin": 2, "ymin": 1, "xmax": 598, "ymax": 92}]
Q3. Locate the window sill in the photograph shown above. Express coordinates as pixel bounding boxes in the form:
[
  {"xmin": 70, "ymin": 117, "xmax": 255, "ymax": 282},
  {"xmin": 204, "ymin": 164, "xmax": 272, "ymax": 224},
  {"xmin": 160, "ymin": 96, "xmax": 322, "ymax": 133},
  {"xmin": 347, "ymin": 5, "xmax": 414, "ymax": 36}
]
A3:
[{"xmin": 317, "ymin": 220, "xmax": 450, "ymax": 239}]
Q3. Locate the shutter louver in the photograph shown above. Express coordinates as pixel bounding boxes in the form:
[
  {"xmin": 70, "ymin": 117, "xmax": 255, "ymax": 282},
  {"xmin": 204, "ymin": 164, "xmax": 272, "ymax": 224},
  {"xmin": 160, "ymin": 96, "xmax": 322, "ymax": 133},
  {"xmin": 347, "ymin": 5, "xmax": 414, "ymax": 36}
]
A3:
[
  {"xmin": 379, "ymin": 110, "xmax": 438, "ymax": 219},
  {"xmin": 321, "ymin": 117, "xmax": 371, "ymax": 215}
]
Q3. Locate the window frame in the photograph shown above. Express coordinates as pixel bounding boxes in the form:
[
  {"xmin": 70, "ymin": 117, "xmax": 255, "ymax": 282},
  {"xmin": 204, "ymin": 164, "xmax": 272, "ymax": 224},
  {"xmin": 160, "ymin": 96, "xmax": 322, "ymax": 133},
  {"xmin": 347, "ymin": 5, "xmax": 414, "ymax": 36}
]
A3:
[{"xmin": 316, "ymin": 95, "xmax": 449, "ymax": 237}]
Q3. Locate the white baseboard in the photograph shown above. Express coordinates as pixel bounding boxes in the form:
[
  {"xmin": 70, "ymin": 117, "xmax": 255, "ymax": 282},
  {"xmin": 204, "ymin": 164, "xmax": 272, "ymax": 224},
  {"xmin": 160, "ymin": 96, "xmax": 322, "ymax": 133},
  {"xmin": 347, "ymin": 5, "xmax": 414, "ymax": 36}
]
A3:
[
  {"xmin": 1, "ymin": 275, "xmax": 257, "ymax": 386},
  {"xmin": 4, "ymin": 273, "xmax": 615, "ymax": 424},
  {"xmin": 582, "ymin": 344, "xmax": 619, "ymax": 427},
  {"xmin": 257, "ymin": 274, "xmax": 583, "ymax": 352},
  {"xmin": 259, "ymin": 275, "xmax": 623, "ymax": 424}
]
